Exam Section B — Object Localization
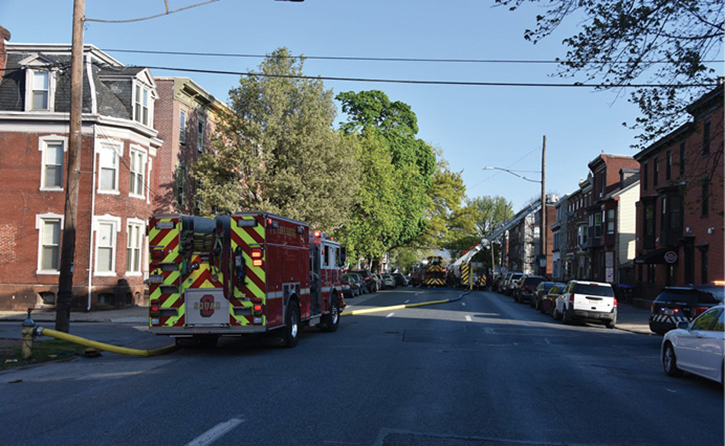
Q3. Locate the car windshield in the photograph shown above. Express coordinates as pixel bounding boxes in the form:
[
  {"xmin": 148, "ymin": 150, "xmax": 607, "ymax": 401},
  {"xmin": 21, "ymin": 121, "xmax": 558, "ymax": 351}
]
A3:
[
  {"xmin": 525, "ymin": 277, "xmax": 545, "ymax": 286},
  {"xmin": 573, "ymin": 283, "xmax": 614, "ymax": 297}
]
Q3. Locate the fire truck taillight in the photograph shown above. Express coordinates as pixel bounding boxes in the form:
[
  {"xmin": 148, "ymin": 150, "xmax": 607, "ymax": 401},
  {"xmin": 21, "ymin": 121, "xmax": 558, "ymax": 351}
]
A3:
[
  {"xmin": 251, "ymin": 248, "xmax": 264, "ymax": 267},
  {"xmin": 150, "ymin": 299, "xmax": 160, "ymax": 319},
  {"xmin": 314, "ymin": 230, "xmax": 321, "ymax": 238}
]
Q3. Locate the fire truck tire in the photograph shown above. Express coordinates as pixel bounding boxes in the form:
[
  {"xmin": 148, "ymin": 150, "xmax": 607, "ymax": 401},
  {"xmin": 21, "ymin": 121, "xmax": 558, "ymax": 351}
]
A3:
[
  {"xmin": 284, "ymin": 301, "xmax": 300, "ymax": 348},
  {"xmin": 320, "ymin": 296, "xmax": 340, "ymax": 333}
]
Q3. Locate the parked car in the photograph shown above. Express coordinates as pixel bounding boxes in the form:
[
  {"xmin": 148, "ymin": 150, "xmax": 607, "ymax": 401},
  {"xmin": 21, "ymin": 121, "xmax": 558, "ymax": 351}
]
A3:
[
  {"xmin": 505, "ymin": 272, "xmax": 524, "ymax": 296},
  {"xmin": 534, "ymin": 281, "xmax": 566, "ymax": 311},
  {"xmin": 662, "ymin": 305, "xmax": 724, "ymax": 384},
  {"xmin": 514, "ymin": 275, "xmax": 546, "ymax": 304},
  {"xmin": 553, "ymin": 280, "xmax": 617, "ymax": 328},
  {"xmin": 371, "ymin": 274, "xmax": 383, "ymax": 292},
  {"xmin": 381, "ymin": 273, "xmax": 396, "ymax": 289},
  {"xmin": 393, "ymin": 272, "xmax": 407, "ymax": 287},
  {"xmin": 492, "ymin": 274, "xmax": 506, "ymax": 293},
  {"xmin": 350, "ymin": 269, "xmax": 376, "ymax": 293},
  {"xmin": 349, "ymin": 273, "xmax": 367, "ymax": 294},
  {"xmin": 541, "ymin": 283, "xmax": 566, "ymax": 315},
  {"xmin": 649, "ymin": 285, "xmax": 725, "ymax": 335},
  {"xmin": 341, "ymin": 273, "xmax": 360, "ymax": 298}
]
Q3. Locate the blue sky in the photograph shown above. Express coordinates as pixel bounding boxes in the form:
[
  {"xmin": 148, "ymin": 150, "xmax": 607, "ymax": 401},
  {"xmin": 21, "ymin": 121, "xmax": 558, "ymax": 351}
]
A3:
[{"xmin": 2, "ymin": 0, "xmax": 721, "ymax": 212}]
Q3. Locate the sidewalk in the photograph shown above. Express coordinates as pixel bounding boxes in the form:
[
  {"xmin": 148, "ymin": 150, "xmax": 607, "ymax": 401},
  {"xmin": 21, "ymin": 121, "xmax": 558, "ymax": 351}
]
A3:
[
  {"xmin": 0, "ymin": 301, "xmax": 656, "ymax": 334},
  {"xmin": 0, "ymin": 305, "xmax": 149, "ymax": 324}
]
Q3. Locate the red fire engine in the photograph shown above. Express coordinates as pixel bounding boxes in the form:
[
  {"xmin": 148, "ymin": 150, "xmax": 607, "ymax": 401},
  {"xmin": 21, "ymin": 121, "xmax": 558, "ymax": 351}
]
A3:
[{"xmin": 147, "ymin": 212, "xmax": 345, "ymax": 347}]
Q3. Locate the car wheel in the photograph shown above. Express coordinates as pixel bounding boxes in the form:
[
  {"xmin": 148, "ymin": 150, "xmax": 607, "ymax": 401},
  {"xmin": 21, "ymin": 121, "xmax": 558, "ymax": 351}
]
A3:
[
  {"xmin": 663, "ymin": 342, "xmax": 683, "ymax": 377},
  {"xmin": 605, "ymin": 319, "xmax": 616, "ymax": 329},
  {"xmin": 284, "ymin": 302, "xmax": 300, "ymax": 348},
  {"xmin": 561, "ymin": 306, "xmax": 571, "ymax": 324},
  {"xmin": 320, "ymin": 296, "xmax": 340, "ymax": 333}
]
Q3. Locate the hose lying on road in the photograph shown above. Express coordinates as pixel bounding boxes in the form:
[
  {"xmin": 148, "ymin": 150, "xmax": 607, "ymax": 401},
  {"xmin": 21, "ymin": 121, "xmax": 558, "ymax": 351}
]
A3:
[
  {"xmin": 34, "ymin": 327, "xmax": 178, "ymax": 357},
  {"xmin": 341, "ymin": 290, "xmax": 472, "ymax": 317}
]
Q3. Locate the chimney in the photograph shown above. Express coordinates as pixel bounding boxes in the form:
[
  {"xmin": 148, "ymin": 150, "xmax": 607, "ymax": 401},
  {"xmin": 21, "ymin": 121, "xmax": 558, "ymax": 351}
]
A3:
[{"xmin": 0, "ymin": 26, "xmax": 10, "ymax": 74}]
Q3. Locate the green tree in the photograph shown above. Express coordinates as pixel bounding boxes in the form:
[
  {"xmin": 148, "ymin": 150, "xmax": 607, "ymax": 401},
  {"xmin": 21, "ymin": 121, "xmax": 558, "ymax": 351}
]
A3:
[
  {"xmin": 194, "ymin": 47, "xmax": 359, "ymax": 231},
  {"xmin": 444, "ymin": 196, "xmax": 513, "ymax": 262},
  {"xmin": 335, "ymin": 129, "xmax": 398, "ymax": 266},
  {"xmin": 416, "ymin": 149, "xmax": 467, "ymax": 249},
  {"xmin": 496, "ymin": 0, "xmax": 723, "ymax": 149},
  {"xmin": 336, "ymin": 90, "xmax": 436, "ymax": 265}
]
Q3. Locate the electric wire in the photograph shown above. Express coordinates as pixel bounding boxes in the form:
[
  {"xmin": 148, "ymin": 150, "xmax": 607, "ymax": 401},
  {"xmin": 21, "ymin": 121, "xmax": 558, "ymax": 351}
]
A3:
[
  {"xmin": 102, "ymin": 48, "xmax": 724, "ymax": 65},
  {"xmin": 137, "ymin": 64, "xmax": 720, "ymax": 88}
]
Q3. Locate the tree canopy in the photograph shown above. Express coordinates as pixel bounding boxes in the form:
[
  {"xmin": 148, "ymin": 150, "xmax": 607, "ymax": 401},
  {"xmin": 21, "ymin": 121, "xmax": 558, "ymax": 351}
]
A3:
[
  {"xmin": 496, "ymin": 0, "xmax": 724, "ymax": 148},
  {"xmin": 194, "ymin": 47, "xmax": 359, "ymax": 231},
  {"xmin": 336, "ymin": 90, "xmax": 436, "ymax": 267}
]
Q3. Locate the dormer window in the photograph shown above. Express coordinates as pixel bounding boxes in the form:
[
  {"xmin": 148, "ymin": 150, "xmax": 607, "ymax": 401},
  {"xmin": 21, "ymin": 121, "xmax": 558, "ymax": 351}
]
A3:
[
  {"xmin": 24, "ymin": 68, "xmax": 56, "ymax": 112},
  {"xmin": 32, "ymin": 71, "xmax": 50, "ymax": 109},
  {"xmin": 20, "ymin": 54, "xmax": 58, "ymax": 112},
  {"xmin": 134, "ymin": 84, "xmax": 150, "ymax": 126}
]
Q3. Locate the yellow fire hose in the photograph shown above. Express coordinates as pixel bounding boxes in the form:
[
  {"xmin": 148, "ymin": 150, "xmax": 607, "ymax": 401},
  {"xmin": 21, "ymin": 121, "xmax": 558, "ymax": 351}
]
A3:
[
  {"xmin": 22, "ymin": 290, "xmax": 470, "ymax": 358},
  {"xmin": 341, "ymin": 291, "xmax": 469, "ymax": 317},
  {"xmin": 35, "ymin": 327, "xmax": 178, "ymax": 357}
]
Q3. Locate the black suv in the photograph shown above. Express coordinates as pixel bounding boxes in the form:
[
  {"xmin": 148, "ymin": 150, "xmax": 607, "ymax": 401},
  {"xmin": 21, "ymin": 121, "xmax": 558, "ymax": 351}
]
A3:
[
  {"xmin": 649, "ymin": 285, "xmax": 725, "ymax": 334},
  {"xmin": 350, "ymin": 269, "xmax": 377, "ymax": 293}
]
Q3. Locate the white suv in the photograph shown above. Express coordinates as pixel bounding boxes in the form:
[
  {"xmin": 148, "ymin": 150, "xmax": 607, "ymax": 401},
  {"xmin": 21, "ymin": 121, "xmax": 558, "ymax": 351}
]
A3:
[{"xmin": 553, "ymin": 280, "xmax": 617, "ymax": 328}]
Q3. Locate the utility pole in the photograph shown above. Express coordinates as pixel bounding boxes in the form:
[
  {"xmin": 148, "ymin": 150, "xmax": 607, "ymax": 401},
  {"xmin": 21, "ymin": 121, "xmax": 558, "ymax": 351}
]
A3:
[
  {"xmin": 540, "ymin": 135, "xmax": 547, "ymax": 278},
  {"xmin": 56, "ymin": 0, "xmax": 85, "ymax": 333}
]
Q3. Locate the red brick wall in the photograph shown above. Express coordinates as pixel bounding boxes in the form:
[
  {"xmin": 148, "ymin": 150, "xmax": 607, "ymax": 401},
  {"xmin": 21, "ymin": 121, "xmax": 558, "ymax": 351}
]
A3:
[{"xmin": 0, "ymin": 129, "xmax": 152, "ymax": 310}]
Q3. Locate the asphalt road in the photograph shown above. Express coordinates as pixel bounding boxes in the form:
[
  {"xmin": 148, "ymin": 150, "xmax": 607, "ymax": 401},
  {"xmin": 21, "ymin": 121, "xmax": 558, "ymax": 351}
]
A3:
[{"xmin": 1, "ymin": 288, "xmax": 722, "ymax": 446}]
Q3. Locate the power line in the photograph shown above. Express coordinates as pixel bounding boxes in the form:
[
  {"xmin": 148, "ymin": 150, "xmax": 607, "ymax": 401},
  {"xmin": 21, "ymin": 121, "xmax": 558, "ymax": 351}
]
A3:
[
  {"xmin": 85, "ymin": 0, "xmax": 220, "ymax": 23},
  {"xmin": 137, "ymin": 64, "xmax": 719, "ymax": 88},
  {"xmin": 103, "ymin": 48, "xmax": 724, "ymax": 65}
]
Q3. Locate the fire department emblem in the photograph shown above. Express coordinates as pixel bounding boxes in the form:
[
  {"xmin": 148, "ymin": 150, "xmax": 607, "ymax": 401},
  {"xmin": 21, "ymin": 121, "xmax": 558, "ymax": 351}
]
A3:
[{"xmin": 200, "ymin": 294, "xmax": 215, "ymax": 317}]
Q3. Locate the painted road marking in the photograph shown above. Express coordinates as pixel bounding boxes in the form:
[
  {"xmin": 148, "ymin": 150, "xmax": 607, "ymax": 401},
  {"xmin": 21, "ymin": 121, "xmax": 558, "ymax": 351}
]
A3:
[
  {"xmin": 386, "ymin": 313, "xmax": 395, "ymax": 318},
  {"xmin": 405, "ymin": 300, "xmax": 410, "ymax": 304},
  {"xmin": 461, "ymin": 302, "xmax": 466, "ymax": 307},
  {"xmin": 186, "ymin": 418, "xmax": 245, "ymax": 446},
  {"xmin": 465, "ymin": 315, "xmax": 472, "ymax": 322}
]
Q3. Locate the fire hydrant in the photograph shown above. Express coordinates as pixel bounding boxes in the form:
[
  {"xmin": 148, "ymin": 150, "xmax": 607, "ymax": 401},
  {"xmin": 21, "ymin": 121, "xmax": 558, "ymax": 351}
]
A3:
[{"xmin": 21, "ymin": 308, "xmax": 36, "ymax": 360}]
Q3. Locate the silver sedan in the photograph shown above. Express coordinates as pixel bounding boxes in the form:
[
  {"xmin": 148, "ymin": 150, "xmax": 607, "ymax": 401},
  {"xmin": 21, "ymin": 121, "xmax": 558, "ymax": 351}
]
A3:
[{"xmin": 662, "ymin": 305, "xmax": 724, "ymax": 384}]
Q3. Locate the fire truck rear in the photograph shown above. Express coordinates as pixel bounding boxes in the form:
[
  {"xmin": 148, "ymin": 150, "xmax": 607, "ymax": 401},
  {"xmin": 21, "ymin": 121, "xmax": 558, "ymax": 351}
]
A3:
[{"xmin": 148, "ymin": 212, "xmax": 345, "ymax": 347}]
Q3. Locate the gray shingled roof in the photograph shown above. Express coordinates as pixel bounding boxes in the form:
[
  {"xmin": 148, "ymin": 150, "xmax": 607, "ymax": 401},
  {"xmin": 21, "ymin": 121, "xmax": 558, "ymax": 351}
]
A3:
[{"xmin": 0, "ymin": 49, "xmax": 143, "ymax": 118}]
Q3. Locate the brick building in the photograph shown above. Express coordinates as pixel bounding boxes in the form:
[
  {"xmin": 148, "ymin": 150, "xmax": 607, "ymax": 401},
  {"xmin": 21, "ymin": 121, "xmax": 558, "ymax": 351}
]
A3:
[
  {"xmin": 0, "ymin": 33, "xmax": 162, "ymax": 310},
  {"xmin": 585, "ymin": 154, "xmax": 640, "ymax": 284},
  {"xmin": 633, "ymin": 84, "xmax": 724, "ymax": 303},
  {"xmin": 565, "ymin": 175, "xmax": 593, "ymax": 281},
  {"xmin": 152, "ymin": 77, "xmax": 227, "ymax": 214}
]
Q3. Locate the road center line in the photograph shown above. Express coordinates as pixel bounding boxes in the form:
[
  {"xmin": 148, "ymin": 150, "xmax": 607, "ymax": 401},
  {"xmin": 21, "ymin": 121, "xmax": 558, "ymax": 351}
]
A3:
[{"xmin": 186, "ymin": 418, "xmax": 245, "ymax": 446}]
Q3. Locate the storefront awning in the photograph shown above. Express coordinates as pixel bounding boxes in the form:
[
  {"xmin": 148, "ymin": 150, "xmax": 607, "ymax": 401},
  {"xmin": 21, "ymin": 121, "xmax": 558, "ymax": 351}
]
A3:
[{"xmin": 635, "ymin": 247, "xmax": 678, "ymax": 265}]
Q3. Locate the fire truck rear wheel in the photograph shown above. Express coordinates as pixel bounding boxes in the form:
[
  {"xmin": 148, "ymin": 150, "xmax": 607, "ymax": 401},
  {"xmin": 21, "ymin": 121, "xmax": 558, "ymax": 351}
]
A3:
[
  {"xmin": 320, "ymin": 297, "xmax": 340, "ymax": 333},
  {"xmin": 284, "ymin": 301, "xmax": 300, "ymax": 348}
]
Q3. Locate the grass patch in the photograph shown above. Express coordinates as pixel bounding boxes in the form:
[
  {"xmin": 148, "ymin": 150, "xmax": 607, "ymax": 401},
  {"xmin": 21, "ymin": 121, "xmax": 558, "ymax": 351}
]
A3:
[{"xmin": 1, "ymin": 339, "xmax": 88, "ymax": 371}]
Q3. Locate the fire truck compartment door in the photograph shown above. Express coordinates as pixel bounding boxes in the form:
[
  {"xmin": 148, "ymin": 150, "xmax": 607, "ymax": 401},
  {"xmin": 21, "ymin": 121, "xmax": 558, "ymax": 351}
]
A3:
[{"xmin": 186, "ymin": 289, "xmax": 230, "ymax": 327}]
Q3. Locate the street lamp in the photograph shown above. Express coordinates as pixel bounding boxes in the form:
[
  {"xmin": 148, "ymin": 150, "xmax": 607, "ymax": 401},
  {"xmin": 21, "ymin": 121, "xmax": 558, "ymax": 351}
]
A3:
[{"xmin": 482, "ymin": 136, "xmax": 547, "ymax": 277}]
